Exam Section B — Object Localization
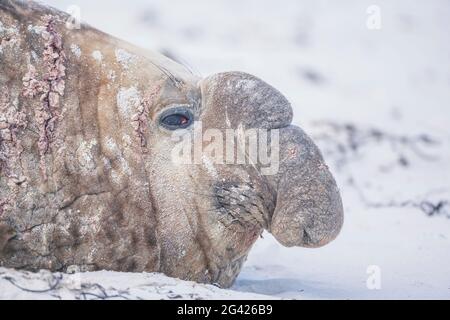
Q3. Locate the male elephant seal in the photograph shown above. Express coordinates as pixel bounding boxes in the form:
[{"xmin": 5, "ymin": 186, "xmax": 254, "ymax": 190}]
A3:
[{"xmin": 0, "ymin": 0, "xmax": 343, "ymax": 287}]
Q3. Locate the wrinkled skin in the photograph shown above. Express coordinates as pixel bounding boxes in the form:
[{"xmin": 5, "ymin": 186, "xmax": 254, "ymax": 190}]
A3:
[{"xmin": 0, "ymin": 0, "xmax": 343, "ymax": 287}]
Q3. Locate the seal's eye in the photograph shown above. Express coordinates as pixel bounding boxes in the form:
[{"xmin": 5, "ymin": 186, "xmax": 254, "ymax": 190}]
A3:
[{"xmin": 159, "ymin": 107, "xmax": 193, "ymax": 130}]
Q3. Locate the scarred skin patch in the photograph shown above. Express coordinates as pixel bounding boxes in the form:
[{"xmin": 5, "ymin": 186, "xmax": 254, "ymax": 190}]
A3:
[
  {"xmin": 133, "ymin": 84, "xmax": 162, "ymax": 150},
  {"xmin": 21, "ymin": 15, "xmax": 66, "ymax": 179}
]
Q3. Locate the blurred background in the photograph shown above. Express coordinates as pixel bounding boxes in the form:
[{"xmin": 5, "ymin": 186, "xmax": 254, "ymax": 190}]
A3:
[{"xmin": 42, "ymin": 0, "xmax": 450, "ymax": 299}]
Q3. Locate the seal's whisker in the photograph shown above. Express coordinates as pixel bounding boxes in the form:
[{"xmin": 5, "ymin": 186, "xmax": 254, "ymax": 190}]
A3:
[
  {"xmin": 148, "ymin": 60, "xmax": 184, "ymax": 89},
  {"xmin": 174, "ymin": 56, "xmax": 200, "ymax": 77}
]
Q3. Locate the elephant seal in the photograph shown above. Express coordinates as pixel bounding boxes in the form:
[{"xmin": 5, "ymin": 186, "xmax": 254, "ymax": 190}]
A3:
[{"xmin": 0, "ymin": 0, "xmax": 343, "ymax": 287}]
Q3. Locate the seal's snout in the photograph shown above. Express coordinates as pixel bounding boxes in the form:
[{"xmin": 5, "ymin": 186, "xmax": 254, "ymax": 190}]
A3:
[
  {"xmin": 267, "ymin": 125, "xmax": 344, "ymax": 248},
  {"xmin": 201, "ymin": 71, "xmax": 343, "ymax": 248}
]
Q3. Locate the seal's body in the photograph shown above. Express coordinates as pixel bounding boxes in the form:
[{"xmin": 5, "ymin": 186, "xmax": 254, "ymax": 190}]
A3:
[{"xmin": 0, "ymin": 0, "xmax": 343, "ymax": 287}]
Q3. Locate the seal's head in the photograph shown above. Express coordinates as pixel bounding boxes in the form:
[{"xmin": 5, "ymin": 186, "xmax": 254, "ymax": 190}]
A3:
[
  {"xmin": 142, "ymin": 71, "xmax": 344, "ymax": 286},
  {"xmin": 0, "ymin": 0, "xmax": 343, "ymax": 288}
]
